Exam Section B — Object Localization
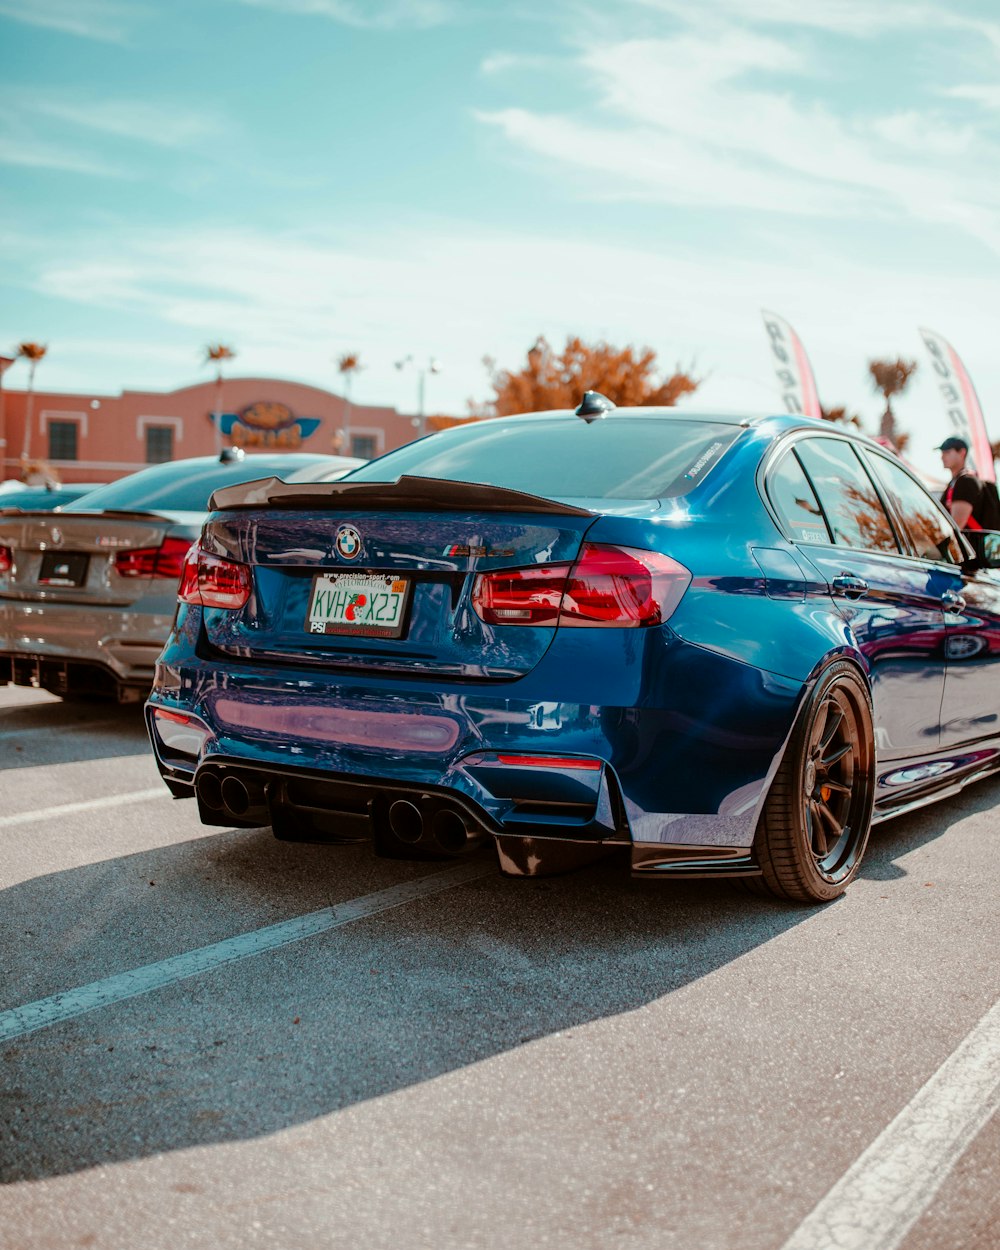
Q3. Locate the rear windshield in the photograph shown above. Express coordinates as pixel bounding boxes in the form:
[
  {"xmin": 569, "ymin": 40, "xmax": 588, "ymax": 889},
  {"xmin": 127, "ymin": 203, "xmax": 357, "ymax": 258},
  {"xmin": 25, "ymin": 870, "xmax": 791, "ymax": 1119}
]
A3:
[
  {"xmin": 349, "ymin": 418, "xmax": 739, "ymax": 499},
  {"xmin": 73, "ymin": 455, "xmax": 330, "ymax": 514}
]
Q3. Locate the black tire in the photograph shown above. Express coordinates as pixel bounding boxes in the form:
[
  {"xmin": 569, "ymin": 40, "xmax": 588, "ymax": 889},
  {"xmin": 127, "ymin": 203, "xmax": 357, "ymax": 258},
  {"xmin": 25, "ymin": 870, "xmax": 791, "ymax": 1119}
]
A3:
[{"xmin": 752, "ymin": 661, "xmax": 875, "ymax": 903}]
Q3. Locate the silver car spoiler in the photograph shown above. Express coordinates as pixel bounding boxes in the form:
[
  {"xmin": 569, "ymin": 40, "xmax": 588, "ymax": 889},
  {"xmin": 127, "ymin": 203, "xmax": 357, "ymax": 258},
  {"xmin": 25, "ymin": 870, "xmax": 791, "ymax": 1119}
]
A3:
[{"xmin": 208, "ymin": 475, "xmax": 596, "ymax": 518}]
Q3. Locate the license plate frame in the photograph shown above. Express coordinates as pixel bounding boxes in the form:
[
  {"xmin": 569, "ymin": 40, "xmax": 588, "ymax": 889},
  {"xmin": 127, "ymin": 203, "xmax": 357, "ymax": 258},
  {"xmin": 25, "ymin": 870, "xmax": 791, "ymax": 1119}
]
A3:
[
  {"xmin": 305, "ymin": 571, "xmax": 410, "ymax": 639},
  {"xmin": 38, "ymin": 551, "xmax": 90, "ymax": 588}
]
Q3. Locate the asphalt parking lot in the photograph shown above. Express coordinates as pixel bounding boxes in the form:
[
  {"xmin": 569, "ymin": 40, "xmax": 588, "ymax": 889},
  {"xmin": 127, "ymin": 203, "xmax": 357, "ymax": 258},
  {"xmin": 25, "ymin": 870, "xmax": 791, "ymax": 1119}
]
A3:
[{"xmin": 1, "ymin": 683, "xmax": 998, "ymax": 1250}]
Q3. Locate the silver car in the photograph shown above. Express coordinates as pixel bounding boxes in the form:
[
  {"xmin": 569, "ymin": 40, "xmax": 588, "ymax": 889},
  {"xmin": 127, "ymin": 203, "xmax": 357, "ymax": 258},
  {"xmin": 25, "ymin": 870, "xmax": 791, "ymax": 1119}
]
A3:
[{"xmin": 0, "ymin": 450, "xmax": 364, "ymax": 702}]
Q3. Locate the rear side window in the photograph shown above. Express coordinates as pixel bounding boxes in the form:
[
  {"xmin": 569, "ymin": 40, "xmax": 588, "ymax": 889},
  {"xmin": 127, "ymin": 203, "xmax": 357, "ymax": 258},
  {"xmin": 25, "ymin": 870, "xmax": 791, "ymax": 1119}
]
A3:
[
  {"xmin": 795, "ymin": 439, "xmax": 900, "ymax": 554},
  {"xmin": 346, "ymin": 418, "xmax": 740, "ymax": 499},
  {"xmin": 865, "ymin": 452, "xmax": 963, "ymax": 564},
  {"xmin": 767, "ymin": 450, "xmax": 830, "ymax": 544}
]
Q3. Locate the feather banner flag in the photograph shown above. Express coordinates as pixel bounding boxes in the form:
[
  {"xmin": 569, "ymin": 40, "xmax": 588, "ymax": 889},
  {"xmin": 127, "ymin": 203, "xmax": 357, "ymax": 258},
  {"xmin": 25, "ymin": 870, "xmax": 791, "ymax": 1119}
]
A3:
[
  {"xmin": 760, "ymin": 310, "xmax": 821, "ymax": 419},
  {"xmin": 918, "ymin": 328, "xmax": 995, "ymax": 484}
]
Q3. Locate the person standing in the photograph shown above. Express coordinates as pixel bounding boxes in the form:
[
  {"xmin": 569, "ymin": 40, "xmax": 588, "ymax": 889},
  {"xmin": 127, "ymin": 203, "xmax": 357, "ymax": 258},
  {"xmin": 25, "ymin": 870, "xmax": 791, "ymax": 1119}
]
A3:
[{"xmin": 937, "ymin": 436, "xmax": 988, "ymax": 531}]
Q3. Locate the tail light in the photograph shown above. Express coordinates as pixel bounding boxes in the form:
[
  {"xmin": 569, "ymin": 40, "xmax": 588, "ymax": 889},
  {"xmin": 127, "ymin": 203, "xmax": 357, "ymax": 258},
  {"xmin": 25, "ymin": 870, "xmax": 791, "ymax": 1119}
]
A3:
[
  {"xmin": 0, "ymin": 545, "xmax": 12, "ymax": 575},
  {"xmin": 469, "ymin": 562, "xmax": 570, "ymax": 625},
  {"xmin": 472, "ymin": 543, "xmax": 690, "ymax": 628},
  {"xmin": 496, "ymin": 754, "xmax": 602, "ymax": 770},
  {"xmin": 115, "ymin": 536, "xmax": 192, "ymax": 579},
  {"xmin": 178, "ymin": 544, "xmax": 251, "ymax": 610}
]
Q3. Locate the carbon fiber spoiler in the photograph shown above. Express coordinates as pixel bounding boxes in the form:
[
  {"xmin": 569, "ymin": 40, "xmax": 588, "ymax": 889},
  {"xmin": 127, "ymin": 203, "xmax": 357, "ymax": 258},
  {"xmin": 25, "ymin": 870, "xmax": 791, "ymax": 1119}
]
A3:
[
  {"xmin": 0, "ymin": 507, "xmax": 172, "ymax": 521},
  {"xmin": 208, "ymin": 475, "xmax": 595, "ymax": 518}
]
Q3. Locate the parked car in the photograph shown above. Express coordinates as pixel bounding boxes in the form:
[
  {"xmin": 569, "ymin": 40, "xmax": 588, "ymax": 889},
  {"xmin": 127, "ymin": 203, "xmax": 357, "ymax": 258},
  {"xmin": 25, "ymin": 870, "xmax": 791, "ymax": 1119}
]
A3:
[
  {"xmin": 0, "ymin": 451, "xmax": 360, "ymax": 702},
  {"xmin": 0, "ymin": 482, "xmax": 107, "ymax": 511},
  {"xmin": 144, "ymin": 400, "xmax": 1000, "ymax": 902}
]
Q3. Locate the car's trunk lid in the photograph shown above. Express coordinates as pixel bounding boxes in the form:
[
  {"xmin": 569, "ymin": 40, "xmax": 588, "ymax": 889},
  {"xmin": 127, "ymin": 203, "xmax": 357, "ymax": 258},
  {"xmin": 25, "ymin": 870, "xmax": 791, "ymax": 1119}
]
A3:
[
  {"xmin": 201, "ymin": 478, "xmax": 597, "ymax": 680},
  {"xmin": 0, "ymin": 510, "xmax": 180, "ymax": 605}
]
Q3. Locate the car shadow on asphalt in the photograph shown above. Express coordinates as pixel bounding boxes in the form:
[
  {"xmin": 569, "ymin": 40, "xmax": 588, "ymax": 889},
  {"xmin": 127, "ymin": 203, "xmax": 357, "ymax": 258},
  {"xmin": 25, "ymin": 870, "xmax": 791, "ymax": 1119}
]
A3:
[
  {"xmin": 2, "ymin": 771, "xmax": 997, "ymax": 1183},
  {"xmin": 0, "ymin": 697, "xmax": 150, "ymax": 769}
]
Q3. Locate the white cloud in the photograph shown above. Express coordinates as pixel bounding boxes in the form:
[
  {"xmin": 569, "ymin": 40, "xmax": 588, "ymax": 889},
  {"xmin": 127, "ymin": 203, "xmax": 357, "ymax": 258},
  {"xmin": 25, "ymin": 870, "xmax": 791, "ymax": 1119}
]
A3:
[
  {"xmin": 477, "ymin": 106, "xmax": 859, "ymax": 218},
  {"xmin": 227, "ymin": 0, "xmax": 456, "ymax": 29},
  {"xmin": 627, "ymin": 0, "xmax": 967, "ymax": 37},
  {"xmin": 0, "ymin": 0, "xmax": 145, "ymax": 43},
  {"xmin": 0, "ymin": 133, "xmax": 126, "ymax": 177},
  {"xmin": 32, "ymin": 97, "xmax": 225, "ymax": 148},
  {"xmin": 869, "ymin": 111, "xmax": 974, "ymax": 155},
  {"xmin": 943, "ymin": 84, "xmax": 1000, "ymax": 111},
  {"xmin": 480, "ymin": 51, "xmax": 560, "ymax": 76},
  {"xmin": 0, "ymin": 89, "xmax": 227, "ymax": 176},
  {"xmin": 476, "ymin": 20, "xmax": 1000, "ymax": 255}
]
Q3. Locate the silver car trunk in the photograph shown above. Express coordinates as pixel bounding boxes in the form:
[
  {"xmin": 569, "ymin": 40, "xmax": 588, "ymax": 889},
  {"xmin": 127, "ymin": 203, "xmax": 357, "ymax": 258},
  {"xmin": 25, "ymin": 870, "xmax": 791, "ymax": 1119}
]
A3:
[{"xmin": 0, "ymin": 511, "xmax": 176, "ymax": 606}]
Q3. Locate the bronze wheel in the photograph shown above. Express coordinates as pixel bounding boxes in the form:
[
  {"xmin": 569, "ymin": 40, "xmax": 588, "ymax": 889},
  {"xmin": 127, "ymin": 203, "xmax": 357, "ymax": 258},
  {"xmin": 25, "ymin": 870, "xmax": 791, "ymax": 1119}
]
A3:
[{"xmin": 753, "ymin": 662, "xmax": 875, "ymax": 903}]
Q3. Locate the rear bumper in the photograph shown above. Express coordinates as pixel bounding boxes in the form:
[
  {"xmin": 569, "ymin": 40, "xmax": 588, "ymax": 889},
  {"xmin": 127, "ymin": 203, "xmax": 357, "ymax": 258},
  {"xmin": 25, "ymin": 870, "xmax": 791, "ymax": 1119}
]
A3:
[
  {"xmin": 0, "ymin": 597, "xmax": 174, "ymax": 692},
  {"xmin": 1, "ymin": 652, "xmax": 148, "ymax": 700},
  {"xmin": 146, "ymin": 626, "xmax": 806, "ymax": 873}
]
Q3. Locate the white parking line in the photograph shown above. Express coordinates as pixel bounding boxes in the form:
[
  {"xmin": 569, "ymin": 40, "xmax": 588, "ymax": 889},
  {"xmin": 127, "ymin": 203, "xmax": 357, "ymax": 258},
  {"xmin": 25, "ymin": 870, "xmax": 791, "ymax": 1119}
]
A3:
[
  {"xmin": 0, "ymin": 788, "xmax": 171, "ymax": 829},
  {"xmin": 0, "ymin": 861, "xmax": 490, "ymax": 1044},
  {"xmin": 781, "ymin": 996, "xmax": 1000, "ymax": 1250}
]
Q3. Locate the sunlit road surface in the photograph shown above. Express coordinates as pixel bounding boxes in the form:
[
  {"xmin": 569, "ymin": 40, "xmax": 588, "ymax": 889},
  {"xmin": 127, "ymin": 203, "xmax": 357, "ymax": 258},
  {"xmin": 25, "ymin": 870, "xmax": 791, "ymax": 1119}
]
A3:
[{"xmin": 1, "ymin": 684, "xmax": 998, "ymax": 1250}]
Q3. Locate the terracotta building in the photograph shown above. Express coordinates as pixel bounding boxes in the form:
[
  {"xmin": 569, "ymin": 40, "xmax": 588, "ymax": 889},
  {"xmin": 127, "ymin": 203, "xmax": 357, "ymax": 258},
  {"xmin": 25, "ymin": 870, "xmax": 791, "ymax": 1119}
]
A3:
[{"xmin": 0, "ymin": 376, "xmax": 429, "ymax": 483}]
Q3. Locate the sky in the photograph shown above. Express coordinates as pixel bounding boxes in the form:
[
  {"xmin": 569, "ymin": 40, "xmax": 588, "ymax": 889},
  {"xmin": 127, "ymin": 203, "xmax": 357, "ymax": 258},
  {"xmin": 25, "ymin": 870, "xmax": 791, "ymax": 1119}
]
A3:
[{"xmin": 2, "ymin": 0, "xmax": 999, "ymax": 479}]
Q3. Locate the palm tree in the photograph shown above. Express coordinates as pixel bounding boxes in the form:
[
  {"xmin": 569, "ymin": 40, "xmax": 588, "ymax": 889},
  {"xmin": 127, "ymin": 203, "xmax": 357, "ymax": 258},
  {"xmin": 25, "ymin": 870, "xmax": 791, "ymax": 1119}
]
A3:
[
  {"xmin": 204, "ymin": 344, "xmax": 237, "ymax": 454},
  {"xmin": 337, "ymin": 352, "xmax": 362, "ymax": 454},
  {"xmin": 0, "ymin": 353, "xmax": 15, "ymax": 482},
  {"xmin": 868, "ymin": 358, "xmax": 917, "ymax": 446},
  {"xmin": 16, "ymin": 342, "xmax": 48, "ymax": 462}
]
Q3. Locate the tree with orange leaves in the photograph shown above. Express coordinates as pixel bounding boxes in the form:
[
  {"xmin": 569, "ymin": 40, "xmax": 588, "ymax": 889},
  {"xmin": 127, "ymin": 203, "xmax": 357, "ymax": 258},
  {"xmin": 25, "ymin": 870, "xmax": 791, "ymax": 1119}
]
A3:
[{"xmin": 480, "ymin": 336, "xmax": 699, "ymax": 416}]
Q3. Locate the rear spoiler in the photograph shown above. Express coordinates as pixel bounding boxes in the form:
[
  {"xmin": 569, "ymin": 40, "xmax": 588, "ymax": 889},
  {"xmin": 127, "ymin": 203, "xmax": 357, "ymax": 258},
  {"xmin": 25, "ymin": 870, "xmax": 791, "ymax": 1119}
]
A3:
[
  {"xmin": 0, "ymin": 507, "xmax": 171, "ymax": 522},
  {"xmin": 208, "ymin": 475, "xmax": 596, "ymax": 518}
]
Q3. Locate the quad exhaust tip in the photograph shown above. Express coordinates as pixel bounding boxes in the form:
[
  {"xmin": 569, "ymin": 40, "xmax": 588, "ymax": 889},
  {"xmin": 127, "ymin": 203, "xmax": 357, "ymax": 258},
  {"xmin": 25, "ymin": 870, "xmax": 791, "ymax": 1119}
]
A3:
[
  {"xmin": 388, "ymin": 798, "xmax": 474, "ymax": 853},
  {"xmin": 388, "ymin": 799, "xmax": 424, "ymax": 844},
  {"xmin": 197, "ymin": 768, "xmax": 480, "ymax": 854},
  {"xmin": 196, "ymin": 770, "xmax": 224, "ymax": 812},
  {"xmin": 430, "ymin": 808, "xmax": 469, "ymax": 854},
  {"xmin": 221, "ymin": 774, "xmax": 265, "ymax": 818}
]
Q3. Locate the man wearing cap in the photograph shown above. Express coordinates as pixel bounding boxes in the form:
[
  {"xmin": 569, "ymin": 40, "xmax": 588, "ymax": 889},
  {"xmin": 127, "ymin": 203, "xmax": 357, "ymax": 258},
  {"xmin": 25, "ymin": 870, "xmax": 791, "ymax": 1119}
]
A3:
[{"xmin": 938, "ymin": 436, "xmax": 987, "ymax": 531}]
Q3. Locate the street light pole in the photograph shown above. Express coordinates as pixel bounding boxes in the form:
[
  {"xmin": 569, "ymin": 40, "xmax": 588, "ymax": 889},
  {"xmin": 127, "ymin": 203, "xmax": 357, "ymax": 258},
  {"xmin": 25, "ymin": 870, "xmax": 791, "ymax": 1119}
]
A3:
[
  {"xmin": 396, "ymin": 355, "xmax": 442, "ymax": 439},
  {"xmin": 336, "ymin": 353, "xmax": 362, "ymax": 456},
  {"xmin": 204, "ymin": 344, "xmax": 236, "ymax": 457}
]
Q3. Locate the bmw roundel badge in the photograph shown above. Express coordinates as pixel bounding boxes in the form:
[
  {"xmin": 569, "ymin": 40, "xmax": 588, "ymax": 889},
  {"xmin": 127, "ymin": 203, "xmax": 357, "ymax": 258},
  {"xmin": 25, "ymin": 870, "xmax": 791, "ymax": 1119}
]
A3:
[{"xmin": 335, "ymin": 523, "xmax": 362, "ymax": 561}]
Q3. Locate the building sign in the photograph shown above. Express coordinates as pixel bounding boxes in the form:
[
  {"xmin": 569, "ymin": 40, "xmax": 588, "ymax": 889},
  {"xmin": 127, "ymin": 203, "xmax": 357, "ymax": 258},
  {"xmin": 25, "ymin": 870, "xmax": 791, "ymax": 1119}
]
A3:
[{"xmin": 215, "ymin": 401, "xmax": 321, "ymax": 448}]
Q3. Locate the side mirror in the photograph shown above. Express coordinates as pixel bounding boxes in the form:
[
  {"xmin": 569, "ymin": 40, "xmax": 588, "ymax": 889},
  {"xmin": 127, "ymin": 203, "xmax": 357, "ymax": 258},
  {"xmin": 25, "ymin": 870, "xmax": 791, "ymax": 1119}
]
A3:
[
  {"xmin": 965, "ymin": 530, "xmax": 1000, "ymax": 571},
  {"xmin": 982, "ymin": 532, "xmax": 1000, "ymax": 568}
]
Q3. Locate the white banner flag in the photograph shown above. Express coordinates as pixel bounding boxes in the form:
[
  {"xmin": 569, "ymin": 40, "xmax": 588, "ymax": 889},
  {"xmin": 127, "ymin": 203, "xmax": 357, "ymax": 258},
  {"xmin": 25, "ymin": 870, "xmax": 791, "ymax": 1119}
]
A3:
[
  {"xmin": 761, "ymin": 310, "xmax": 821, "ymax": 419},
  {"xmin": 918, "ymin": 327, "xmax": 995, "ymax": 484}
]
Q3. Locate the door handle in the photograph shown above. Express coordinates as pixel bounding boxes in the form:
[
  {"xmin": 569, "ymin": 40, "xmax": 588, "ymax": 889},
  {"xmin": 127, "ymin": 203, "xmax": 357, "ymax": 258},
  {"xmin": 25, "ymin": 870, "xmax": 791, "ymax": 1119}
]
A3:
[
  {"xmin": 832, "ymin": 574, "xmax": 868, "ymax": 599},
  {"xmin": 941, "ymin": 589, "xmax": 966, "ymax": 612}
]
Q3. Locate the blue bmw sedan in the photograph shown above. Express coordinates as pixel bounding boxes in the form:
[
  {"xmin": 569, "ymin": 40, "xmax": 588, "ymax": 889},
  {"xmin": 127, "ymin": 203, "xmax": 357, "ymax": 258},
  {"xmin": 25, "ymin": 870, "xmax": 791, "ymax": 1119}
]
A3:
[{"xmin": 145, "ymin": 398, "xmax": 1000, "ymax": 903}]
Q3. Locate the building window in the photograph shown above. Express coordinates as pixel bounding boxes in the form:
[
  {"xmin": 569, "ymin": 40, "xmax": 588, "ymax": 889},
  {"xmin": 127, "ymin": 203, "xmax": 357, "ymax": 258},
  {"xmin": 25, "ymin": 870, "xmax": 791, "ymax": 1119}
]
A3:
[
  {"xmin": 145, "ymin": 426, "xmax": 174, "ymax": 463},
  {"xmin": 48, "ymin": 421, "xmax": 79, "ymax": 461},
  {"xmin": 350, "ymin": 434, "xmax": 377, "ymax": 459}
]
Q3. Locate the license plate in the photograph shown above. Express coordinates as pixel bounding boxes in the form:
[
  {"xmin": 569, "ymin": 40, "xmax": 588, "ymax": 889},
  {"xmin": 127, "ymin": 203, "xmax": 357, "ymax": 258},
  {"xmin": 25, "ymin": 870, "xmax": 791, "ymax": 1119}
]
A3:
[
  {"xmin": 38, "ymin": 551, "xmax": 89, "ymax": 587},
  {"xmin": 306, "ymin": 572, "xmax": 409, "ymax": 638}
]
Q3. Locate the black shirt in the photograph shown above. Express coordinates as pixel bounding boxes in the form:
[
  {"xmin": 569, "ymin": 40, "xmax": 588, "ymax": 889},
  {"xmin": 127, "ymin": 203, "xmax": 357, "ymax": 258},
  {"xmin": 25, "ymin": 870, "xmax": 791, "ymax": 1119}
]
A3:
[{"xmin": 942, "ymin": 472, "xmax": 985, "ymax": 530}]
